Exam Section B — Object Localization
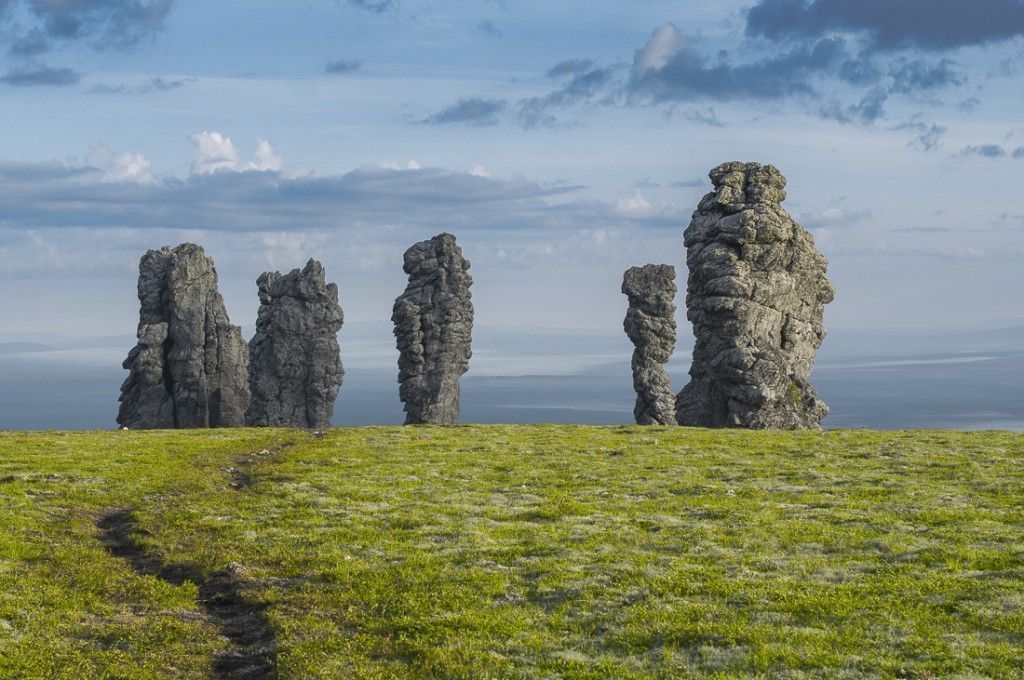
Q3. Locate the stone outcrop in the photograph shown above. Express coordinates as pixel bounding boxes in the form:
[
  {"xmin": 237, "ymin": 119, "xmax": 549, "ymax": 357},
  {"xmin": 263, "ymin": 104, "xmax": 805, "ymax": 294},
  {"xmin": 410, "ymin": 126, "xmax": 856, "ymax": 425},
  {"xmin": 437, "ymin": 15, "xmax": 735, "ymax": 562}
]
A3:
[
  {"xmin": 117, "ymin": 243, "xmax": 249, "ymax": 429},
  {"xmin": 246, "ymin": 260, "xmax": 344, "ymax": 429},
  {"xmin": 392, "ymin": 233, "xmax": 473, "ymax": 424},
  {"xmin": 676, "ymin": 162, "xmax": 834, "ymax": 429},
  {"xmin": 622, "ymin": 264, "xmax": 677, "ymax": 425}
]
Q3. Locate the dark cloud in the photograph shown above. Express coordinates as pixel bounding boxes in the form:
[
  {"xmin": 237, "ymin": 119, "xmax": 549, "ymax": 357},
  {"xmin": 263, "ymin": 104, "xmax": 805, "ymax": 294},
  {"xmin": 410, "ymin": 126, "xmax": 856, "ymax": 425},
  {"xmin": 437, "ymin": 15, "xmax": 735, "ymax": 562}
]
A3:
[
  {"xmin": 422, "ymin": 97, "xmax": 506, "ymax": 126},
  {"xmin": 410, "ymin": 58, "xmax": 615, "ymax": 132},
  {"xmin": 0, "ymin": 0, "xmax": 175, "ymax": 50},
  {"xmin": 325, "ymin": 59, "xmax": 362, "ymax": 74},
  {"xmin": 518, "ymin": 64, "xmax": 614, "ymax": 128},
  {"xmin": 477, "ymin": 19, "xmax": 502, "ymax": 39},
  {"xmin": 894, "ymin": 120, "xmax": 948, "ymax": 151},
  {"xmin": 850, "ymin": 85, "xmax": 887, "ymax": 120},
  {"xmin": 994, "ymin": 56, "xmax": 1018, "ymax": 78},
  {"xmin": 0, "ymin": 161, "xmax": 98, "ymax": 182},
  {"xmin": 888, "ymin": 58, "xmax": 964, "ymax": 93},
  {"xmin": 630, "ymin": 32, "xmax": 847, "ymax": 102},
  {"xmin": 628, "ymin": 21, "xmax": 977, "ymax": 124},
  {"xmin": 961, "ymin": 144, "xmax": 1006, "ymax": 157},
  {"xmin": 819, "ymin": 86, "xmax": 888, "ymax": 123},
  {"xmin": 8, "ymin": 29, "xmax": 48, "ymax": 56},
  {"xmin": 546, "ymin": 59, "xmax": 594, "ymax": 78},
  {"xmin": 0, "ymin": 158, "xmax": 691, "ymax": 280},
  {"xmin": 348, "ymin": 0, "xmax": 394, "ymax": 13},
  {"xmin": 958, "ymin": 96, "xmax": 980, "ymax": 112},
  {"xmin": 148, "ymin": 75, "xmax": 189, "ymax": 90},
  {"xmin": 1014, "ymin": 147, "xmax": 1024, "ymax": 159},
  {"xmin": 2, "ymin": 63, "xmax": 80, "ymax": 86},
  {"xmin": 682, "ymin": 107, "xmax": 725, "ymax": 127},
  {"xmin": 92, "ymin": 76, "xmax": 194, "ymax": 94},
  {"xmin": 0, "ymin": 159, "xmax": 687, "ymax": 241},
  {"xmin": 745, "ymin": 0, "xmax": 1024, "ymax": 52},
  {"xmin": 836, "ymin": 52, "xmax": 881, "ymax": 84}
]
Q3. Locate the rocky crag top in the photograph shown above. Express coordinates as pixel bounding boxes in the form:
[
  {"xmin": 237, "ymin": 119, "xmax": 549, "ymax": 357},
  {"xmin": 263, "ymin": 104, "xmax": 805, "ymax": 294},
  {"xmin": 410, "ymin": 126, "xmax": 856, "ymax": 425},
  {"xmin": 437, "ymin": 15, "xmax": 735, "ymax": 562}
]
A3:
[
  {"xmin": 392, "ymin": 233, "xmax": 473, "ymax": 425},
  {"xmin": 676, "ymin": 162, "xmax": 834, "ymax": 429},
  {"xmin": 246, "ymin": 259, "xmax": 344, "ymax": 429},
  {"xmin": 117, "ymin": 243, "xmax": 249, "ymax": 429},
  {"xmin": 622, "ymin": 264, "xmax": 677, "ymax": 426}
]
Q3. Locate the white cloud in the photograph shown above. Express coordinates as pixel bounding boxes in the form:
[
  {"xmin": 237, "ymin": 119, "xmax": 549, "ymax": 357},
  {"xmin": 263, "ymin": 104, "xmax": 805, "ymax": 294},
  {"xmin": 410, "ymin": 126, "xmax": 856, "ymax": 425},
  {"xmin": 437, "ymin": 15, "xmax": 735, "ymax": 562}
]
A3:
[
  {"xmin": 614, "ymin": 189, "xmax": 684, "ymax": 222},
  {"xmin": 253, "ymin": 139, "xmax": 283, "ymax": 172},
  {"xmin": 189, "ymin": 131, "xmax": 283, "ymax": 174},
  {"xmin": 615, "ymin": 189, "xmax": 652, "ymax": 217},
  {"xmin": 85, "ymin": 144, "xmax": 152, "ymax": 183},
  {"xmin": 189, "ymin": 131, "xmax": 241, "ymax": 174},
  {"xmin": 632, "ymin": 24, "xmax": 685, "ymax": 80}
]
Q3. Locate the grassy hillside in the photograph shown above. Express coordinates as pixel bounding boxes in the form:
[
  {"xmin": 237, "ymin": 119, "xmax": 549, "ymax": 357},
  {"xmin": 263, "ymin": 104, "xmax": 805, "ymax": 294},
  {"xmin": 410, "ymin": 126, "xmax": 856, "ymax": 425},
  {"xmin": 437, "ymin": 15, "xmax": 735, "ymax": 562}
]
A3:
[{"xmin": 1, "ymin": 426, "xmax": 1023, "ymax": 679}]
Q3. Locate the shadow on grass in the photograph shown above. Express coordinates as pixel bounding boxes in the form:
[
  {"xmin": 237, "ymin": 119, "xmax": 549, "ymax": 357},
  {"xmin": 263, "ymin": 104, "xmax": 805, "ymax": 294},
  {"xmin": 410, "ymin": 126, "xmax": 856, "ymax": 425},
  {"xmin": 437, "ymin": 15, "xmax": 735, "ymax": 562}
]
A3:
[{"xmin": 96, "ymin": 508, "xmax": 278, "ymax": 680}]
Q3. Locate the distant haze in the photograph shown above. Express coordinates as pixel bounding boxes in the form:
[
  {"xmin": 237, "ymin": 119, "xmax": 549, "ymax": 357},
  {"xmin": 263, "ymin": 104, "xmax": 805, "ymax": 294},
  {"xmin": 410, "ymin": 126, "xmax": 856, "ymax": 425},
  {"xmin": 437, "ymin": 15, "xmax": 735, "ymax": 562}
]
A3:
[{"xmin": 2, "ymin": 322, "xmax": 1021, "ymax": 431}]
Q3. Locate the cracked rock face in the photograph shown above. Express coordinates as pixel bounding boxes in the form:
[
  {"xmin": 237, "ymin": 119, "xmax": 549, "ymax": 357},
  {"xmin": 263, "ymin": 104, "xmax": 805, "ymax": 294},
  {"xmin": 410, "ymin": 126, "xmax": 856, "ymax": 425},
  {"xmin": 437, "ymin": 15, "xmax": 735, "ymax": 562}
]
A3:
[
  {"xmin": 676, "ymin": 162, "xmax": 835, "ymax": 429},
  {"xmin": 392, "ymin": 233, "xmax": 473, "ymax": 425},
  {"xmin": 117, "ymin": 243, "xmax": 249, "ymax": 429},
  {"xmin": 246, "ymin": 259, "xmax": 344, "ymax": 429},
  {"xmin": 622, "ymin": 264, "xmax": 678, "ymax": 426}
]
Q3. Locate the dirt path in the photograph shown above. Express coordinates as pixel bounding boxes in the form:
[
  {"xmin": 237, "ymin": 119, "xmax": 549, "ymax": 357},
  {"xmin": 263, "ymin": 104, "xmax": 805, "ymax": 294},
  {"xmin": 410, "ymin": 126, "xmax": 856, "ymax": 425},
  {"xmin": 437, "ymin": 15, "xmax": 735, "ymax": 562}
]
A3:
[{"xmin": 94, "ymin": 440, "xmax": 301, "ymax": 678}]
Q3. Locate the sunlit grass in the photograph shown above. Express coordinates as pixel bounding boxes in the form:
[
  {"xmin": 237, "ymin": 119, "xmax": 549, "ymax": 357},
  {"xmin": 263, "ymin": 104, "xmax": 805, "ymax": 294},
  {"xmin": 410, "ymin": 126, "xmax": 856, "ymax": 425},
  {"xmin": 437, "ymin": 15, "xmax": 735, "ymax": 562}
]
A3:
[{"xmin": 1, "ymin": 426, "xmax": 1022, "ymax": 678}]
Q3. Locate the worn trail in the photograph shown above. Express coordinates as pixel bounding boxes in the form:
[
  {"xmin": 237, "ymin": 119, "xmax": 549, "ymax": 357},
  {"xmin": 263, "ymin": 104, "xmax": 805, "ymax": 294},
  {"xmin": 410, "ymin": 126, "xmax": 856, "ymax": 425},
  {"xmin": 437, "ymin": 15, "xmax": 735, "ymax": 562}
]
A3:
[
  {"xmin": 94, "ymin": 442, "xmax": 299, "ymax": 678},
  {"xmin": 96, "ymin": 509, "xmax": 278, "ymax": 679}
]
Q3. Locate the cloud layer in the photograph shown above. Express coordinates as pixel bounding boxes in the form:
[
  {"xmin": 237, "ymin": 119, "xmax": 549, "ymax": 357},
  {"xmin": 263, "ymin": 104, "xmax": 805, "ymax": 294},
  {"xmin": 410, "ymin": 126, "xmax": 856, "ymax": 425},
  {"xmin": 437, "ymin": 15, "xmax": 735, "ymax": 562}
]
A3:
[
  {"xmin": 1, "ymin": 63, "xmax": 79, "ymax": 86},
  {"xmin": 1, "ymin": 0, "xmax": 175, "ymax": 53},
  {"xmin": 745, "ymin": 0, "xmax": 1024, "ymax": 51},
  {"xmin": 423, "ymin": 98, "xmax": 506, "ymax": 126}
]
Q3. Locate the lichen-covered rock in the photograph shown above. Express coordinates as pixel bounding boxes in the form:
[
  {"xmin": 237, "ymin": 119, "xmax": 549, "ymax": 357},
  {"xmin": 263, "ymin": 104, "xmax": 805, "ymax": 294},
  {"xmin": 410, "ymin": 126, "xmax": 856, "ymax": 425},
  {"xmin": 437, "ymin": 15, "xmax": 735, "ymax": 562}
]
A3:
[
  {"xmin": 246, "ymin": 259, "xmax": 344, "ymax": 429},
  {"xmin": 392, "ymin": 233, "xmax": 473, "ymax": 425},
  {"xmin": 117, "ymin": 243, "xmax": 249, "ymax": 429},
  {"xmin": 676, "ymin": 162, "xmax": 835, "ymax": 429},
  {"xmin": 622, "ymin": 264, "xmax": 677, "ymax": 425}
]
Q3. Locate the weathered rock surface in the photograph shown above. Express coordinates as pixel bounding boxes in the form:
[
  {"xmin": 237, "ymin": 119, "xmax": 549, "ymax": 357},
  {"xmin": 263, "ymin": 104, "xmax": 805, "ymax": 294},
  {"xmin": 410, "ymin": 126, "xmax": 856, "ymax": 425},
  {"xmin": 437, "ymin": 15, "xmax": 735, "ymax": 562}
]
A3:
[
  {"xmin": 246, "ymin": 259, "xmax": 344, "ymax": 429},
  {"xmin": 622, "ymin": 264, "xmax": 677, "ymax": 425},
  {"xmin": 117, "ymin": 243, "xmax": 249, "ymax": 429},
  {"xmin": 392, "ymin": 233, "xmax": 473, "ymax": 425},
  {"xmin": 676, "ymin": 162, "xmax": 835, "ymax": 429}
]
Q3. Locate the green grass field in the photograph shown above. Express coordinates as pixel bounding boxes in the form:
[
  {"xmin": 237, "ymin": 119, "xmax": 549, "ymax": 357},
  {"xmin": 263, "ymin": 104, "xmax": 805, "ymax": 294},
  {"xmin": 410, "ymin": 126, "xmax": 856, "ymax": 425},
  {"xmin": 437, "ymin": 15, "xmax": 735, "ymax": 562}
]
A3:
[{"xmin": 1, "ymin": 426, "xmax": 1023, "ymax": 679}]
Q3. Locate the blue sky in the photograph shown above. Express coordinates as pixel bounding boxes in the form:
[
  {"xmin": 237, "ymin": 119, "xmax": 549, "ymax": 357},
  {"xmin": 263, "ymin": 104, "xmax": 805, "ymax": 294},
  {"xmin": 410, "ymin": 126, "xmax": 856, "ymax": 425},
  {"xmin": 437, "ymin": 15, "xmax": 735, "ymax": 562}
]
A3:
[{"xmin": 1, "ymin": 0, "xmax": 1023, "ymax": 339}]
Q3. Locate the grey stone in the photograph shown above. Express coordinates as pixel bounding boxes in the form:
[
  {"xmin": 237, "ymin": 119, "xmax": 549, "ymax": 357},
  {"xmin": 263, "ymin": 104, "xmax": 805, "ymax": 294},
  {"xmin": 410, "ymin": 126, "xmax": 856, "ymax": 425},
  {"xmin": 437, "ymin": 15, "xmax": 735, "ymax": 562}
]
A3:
[
  {"xmin": 676, "ymin": 162, "xmax": 835, "ymax": 429},
  {"xmin": 246, "ymin": 259, "xmax": 344, "ymax": 429},
  {"xmin": 117, "ymin": 243, "xmax": 249, "ymax": 429},
  {"xmin": 622, "ymin": 264, "xmax": 677, "ymax": 425},
  {"xmin": 392, "ymin": 233, "xmax": 473, "ymax": 424}
]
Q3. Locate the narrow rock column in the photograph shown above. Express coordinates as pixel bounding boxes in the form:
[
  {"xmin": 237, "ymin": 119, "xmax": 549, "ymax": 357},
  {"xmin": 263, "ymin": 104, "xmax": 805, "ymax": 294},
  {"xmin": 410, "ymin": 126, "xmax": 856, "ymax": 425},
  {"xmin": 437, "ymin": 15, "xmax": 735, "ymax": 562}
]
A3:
[
  {"xmin": 246, "ymin": 259, "xmax": 344, "ymax": 429},
  {"xmin": 622, "ymin": 264, "xmax": 678, "ymax": 425},
  {"xmin": 117, "ymin": 243, "xmax": 249, "ymax": 429},
  {"xmin": 392, "ymin": 233, "xmax": 473, "ymax": 425},
  {"xmin": 676, "ymin": 162, "xmax": 835, "ymax": 429}
]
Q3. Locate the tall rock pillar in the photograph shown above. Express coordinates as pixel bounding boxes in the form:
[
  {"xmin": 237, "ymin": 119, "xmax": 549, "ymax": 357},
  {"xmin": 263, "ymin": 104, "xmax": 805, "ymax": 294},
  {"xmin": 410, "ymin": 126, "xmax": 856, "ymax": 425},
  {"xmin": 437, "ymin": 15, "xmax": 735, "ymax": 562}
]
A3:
[
  {"xmin": 246, "ymin": 259, "xmax": 344, "ymax": 429},
  {"xmin": 622, "ymin": 264, "xmax": 677, "ymax": 426},
  {"xmin": 677, "ymin": 162, "xmax": 834, "ymax": 429},
  {"xmin": 118, "ymin": 243, "xmax": 249, "ymax": 429},
  {"xmin": 392, "ymin": 233, "xmax": 473, "ymax": 425}
]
